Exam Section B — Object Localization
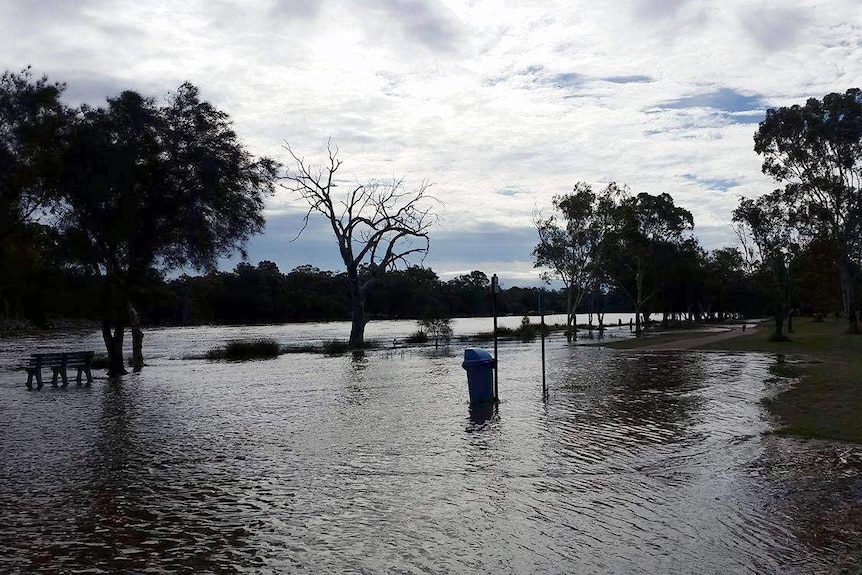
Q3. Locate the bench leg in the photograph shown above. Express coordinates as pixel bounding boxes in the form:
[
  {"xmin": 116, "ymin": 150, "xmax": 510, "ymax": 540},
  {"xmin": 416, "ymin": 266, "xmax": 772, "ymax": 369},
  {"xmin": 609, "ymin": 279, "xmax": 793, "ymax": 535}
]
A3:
[
  {"xmin": 60, "ymin": 367, "xmax": 69, "ymax": 388},
  {"xmin": 84, "ymin": 366, "xmax": 92, "ymax": 386},
  {"xmin": 35, "ymin": 369, "xmax": 43, "ymax": 390},
  {"xmin": 51, "ymin": 368, "xmax": 59, "ymax": 388},
  {"xmin": 76, "ymin": 368, "xmax": 83, "ymax": 386},
  {"xmin": 25, "ymin": 370, "xmax": 34, "ymax": 390}
]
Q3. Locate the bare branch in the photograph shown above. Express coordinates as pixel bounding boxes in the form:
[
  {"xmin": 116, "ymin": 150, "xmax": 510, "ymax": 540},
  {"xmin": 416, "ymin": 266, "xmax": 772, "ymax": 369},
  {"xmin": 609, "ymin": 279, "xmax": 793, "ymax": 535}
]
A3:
[{"xmin": 279, "ymin": 141, "xmax": 439, "ymax": 346}]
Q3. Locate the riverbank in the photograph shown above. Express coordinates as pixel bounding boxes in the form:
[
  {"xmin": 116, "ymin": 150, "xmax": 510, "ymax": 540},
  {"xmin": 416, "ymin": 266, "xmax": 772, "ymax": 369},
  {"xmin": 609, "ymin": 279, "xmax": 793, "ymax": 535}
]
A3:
[{"xmin": 600, "ymin": 318, "xmax": 862, "ymax": 444}]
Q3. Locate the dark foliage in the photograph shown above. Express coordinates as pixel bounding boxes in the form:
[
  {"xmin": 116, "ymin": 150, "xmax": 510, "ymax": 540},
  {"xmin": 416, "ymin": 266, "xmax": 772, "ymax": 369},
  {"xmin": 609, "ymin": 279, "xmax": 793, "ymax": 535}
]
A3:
[
  {"xmin": 206, "ymin": 339, "xmax": 281, "ymax": 361},
  {"xmin": 1, "ymin": 70, "xmax": 279, "ymax": 373}
]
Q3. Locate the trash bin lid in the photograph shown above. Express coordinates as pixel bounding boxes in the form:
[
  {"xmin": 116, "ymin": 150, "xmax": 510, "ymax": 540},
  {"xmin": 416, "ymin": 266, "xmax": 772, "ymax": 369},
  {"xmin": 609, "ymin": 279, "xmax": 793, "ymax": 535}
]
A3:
[
  {"xmin": 463, "ymin": 348, "xmax": 494, "ymax": 363},
  {"xmin": 464, "ymin": 348, "xmax": 493, "ymax": 362}
]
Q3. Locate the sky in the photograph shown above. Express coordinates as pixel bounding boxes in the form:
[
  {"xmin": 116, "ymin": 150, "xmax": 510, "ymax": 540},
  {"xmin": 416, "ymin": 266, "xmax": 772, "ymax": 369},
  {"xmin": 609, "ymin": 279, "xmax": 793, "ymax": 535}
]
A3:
[{"xmin": 3, "ymin": 0, "xmax": 861, "ymax": 287}]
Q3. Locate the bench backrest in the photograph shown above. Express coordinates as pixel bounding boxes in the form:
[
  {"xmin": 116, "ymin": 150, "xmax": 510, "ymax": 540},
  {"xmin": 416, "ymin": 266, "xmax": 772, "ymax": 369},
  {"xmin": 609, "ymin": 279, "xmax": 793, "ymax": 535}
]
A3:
[{"xmin": 28, "ymin": 351, "xmax": 94, "ymax": 367}]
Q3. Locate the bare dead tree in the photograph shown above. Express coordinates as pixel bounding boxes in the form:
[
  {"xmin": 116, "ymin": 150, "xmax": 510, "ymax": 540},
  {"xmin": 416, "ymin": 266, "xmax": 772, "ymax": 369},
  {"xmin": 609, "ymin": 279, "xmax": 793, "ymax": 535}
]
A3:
[{"xmin": 283, "ymin": 141, "xmax": 438, "ymax": 349}]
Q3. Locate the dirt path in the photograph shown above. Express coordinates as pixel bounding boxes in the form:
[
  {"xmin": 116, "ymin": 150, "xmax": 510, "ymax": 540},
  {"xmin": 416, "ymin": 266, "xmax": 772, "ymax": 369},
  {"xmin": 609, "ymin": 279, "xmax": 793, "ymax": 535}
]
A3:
[{"xmin": 635, "ymin": 325, "xmax": 759, "ymax": 351}]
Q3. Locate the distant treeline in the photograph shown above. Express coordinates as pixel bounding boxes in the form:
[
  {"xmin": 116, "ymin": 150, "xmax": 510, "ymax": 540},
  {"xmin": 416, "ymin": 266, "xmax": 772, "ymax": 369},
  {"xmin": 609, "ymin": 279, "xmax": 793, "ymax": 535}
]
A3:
[{"xmin": 4, "ymin": 254, "xmax": 829, "ymax": 329}]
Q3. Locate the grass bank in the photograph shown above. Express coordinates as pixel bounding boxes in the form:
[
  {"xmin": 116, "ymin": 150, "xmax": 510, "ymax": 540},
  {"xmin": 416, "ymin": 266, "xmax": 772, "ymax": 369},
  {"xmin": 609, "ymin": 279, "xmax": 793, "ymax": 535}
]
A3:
[
  {"xmin": 601, "ymin": 318, "xmax": 862, "ymax": 443},
  {"xmin": 597, "ymin": 329, "xmax": 722, "ymax": 350},
  {"xmin": 696, "ymin": 318, "xmax": 862, "ymax": 443}
]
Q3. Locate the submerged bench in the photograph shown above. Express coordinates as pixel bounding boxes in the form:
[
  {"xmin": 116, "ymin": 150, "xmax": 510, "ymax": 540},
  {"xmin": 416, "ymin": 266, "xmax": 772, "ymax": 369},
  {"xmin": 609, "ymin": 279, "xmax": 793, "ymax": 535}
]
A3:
[{"xmin": 23, "ymin": 351, "xmax": 94, "ymax": 390}]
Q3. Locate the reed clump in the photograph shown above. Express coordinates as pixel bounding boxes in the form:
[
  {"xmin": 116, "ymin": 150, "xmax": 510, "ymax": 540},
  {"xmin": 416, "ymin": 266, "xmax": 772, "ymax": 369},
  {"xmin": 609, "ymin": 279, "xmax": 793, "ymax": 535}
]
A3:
[{"xmin": 206, "ymin": 339, "xmax": 281, "ymax": 361}]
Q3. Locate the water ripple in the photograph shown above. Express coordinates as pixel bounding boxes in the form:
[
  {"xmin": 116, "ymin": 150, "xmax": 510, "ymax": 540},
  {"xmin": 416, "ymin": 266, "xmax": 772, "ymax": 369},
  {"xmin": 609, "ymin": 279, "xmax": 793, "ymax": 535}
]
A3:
[{"xmin": 0, "ymin": 336, "xmax": 857, "ymax": 573}]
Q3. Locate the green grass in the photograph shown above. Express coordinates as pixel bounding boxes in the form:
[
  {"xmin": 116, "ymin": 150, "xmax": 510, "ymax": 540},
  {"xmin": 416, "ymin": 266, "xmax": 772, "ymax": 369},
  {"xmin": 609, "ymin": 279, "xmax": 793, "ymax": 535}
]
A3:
[
  {"xmin": 696, "ymin": 318, "xmax": 862, "ymax": 444},
  {"xmin": 597, "ymin": 330, "xmax": 719, "ymax": 350}
]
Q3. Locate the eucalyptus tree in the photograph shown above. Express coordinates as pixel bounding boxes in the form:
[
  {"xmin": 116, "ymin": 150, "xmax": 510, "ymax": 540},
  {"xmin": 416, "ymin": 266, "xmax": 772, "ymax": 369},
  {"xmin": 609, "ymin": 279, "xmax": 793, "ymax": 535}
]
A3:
[
  {"xmin": 754, "ymin": 89, "xmax": 862, "ymax": 332},
  {"xmin": 704, "ymin": 247, "xmax": 748, "ymax": 321},
  {"xmin": 732, "ymin": 192, "xmax": 798, "ymax": 339},
  {"xmin": 0, "ymin": 68, "xmax": 67, "ymax": 320},
  {"xmin": 445, "ymin": 270, "xmax": 491, "ymax": 316},
  {"xmin": 533, "ymin": 182, "xmax": 620, "ymax": 339},
  {"xmin": 283, "ymin": 141, "xmax": 438, "ymax": 349},
  {"xmin": 0, "ymin": 68, "xmax": 66, "ymax": 239},
  {"xmin": 54, "ymin": 83, "xmax": 277, "ymax": 375},
  {"xmin": 605, "ymin": 191, "xmax": 694, "ymax": 336}
]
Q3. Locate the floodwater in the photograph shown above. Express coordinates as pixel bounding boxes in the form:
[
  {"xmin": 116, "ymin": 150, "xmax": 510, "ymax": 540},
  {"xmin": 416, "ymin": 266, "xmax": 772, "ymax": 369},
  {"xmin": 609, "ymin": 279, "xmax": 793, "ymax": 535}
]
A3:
[{"xmin": 1, "ymin": 321, "xmax": 860, "ymax": 573}]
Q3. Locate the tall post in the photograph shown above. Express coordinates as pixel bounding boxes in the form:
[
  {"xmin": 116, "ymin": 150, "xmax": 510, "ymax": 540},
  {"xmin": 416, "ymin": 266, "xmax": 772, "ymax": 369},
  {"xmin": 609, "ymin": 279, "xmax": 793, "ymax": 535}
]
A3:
[
  {"xmin": 491, "ymin": 274, "xmax": 499, "ymax": 402},
  {"xmin": 540, "ymin": 289, "xmax": 546, "ymax": 395}
]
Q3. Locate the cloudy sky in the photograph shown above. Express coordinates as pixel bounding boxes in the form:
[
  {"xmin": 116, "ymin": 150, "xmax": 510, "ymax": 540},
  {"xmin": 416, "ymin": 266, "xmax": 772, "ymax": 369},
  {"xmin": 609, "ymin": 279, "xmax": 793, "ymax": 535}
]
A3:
[{"xmin": 3, "ymin": 0, "xmax": 861, "ymax": 286}]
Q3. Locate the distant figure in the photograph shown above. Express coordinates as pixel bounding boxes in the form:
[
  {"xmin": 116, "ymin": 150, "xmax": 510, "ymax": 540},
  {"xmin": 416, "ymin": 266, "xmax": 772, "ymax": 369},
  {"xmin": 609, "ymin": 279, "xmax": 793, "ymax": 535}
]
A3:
[
  {"xmin": 618, "ymin": 319, "xmax": 622, "ymax": 326},
  {"xmin": 629, "ymin": 319, "xmax": 633, "ymax": 332},
  {"xmin": 742, "ymin": 324, "xmax": 746, "ymax": 332}
]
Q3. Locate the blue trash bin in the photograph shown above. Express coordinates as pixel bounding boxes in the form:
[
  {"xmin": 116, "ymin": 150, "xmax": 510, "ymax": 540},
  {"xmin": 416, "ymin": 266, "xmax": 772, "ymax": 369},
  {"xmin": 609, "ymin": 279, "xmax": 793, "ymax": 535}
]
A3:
[{"xmin": 462, "ymin": 348, "xmax": 495, "ymax": 404}]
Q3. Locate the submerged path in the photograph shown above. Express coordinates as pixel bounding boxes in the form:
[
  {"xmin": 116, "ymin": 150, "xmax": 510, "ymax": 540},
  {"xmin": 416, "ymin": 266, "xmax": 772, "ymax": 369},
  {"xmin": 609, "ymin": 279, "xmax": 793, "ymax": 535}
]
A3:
[{"xmin": 635, "ymin": 325, "xmax": 759, "ymax": 351}]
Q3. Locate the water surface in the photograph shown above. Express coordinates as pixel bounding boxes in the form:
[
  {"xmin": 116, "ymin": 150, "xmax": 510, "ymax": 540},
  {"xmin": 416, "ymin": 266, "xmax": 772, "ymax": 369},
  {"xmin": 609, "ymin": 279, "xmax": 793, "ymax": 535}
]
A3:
[{"xmin": 1, "ymin": 324, "xmax": 858, "ymax": 573}]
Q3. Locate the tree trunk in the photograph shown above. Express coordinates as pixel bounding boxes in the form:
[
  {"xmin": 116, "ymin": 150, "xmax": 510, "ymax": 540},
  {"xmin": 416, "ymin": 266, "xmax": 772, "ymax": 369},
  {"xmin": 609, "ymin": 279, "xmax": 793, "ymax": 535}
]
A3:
[
  {"xmin": 102, "ymin": 319, "xmax": 128, "ymax": 377},
  {"xmin": 635, "ymin": 257, "xmax": 644, "ymax": 337},
  {"xmin": 565, "ymin": 288, "xmax": 573, "ymax": 341},
  {"xmin": 840, "ymin": 261, "xmax": 859, "ymax": 334},
  {"xmin": 100, "ymin": 272, "xmax": 128, "ymax": 377},
  {"xmin": 128, "ymin": 302, "xmax": 144, "ymax": 372},
  {"xmin": 348, "ymin": 273, "xmax": 366, "ymax": 349},
  {"xmin": 770, "ymin": 309, "xmax": 784, "ymax": 341},
  {"xmin": 786, "ymin": 307, "xmax": 794, "ymax": 334}
]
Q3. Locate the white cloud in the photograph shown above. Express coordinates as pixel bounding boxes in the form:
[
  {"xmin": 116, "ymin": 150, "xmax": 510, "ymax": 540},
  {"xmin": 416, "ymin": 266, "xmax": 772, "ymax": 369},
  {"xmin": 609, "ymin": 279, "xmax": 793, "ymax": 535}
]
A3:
[{"xmin": 2, "ymin": 0, "xmax": 861, "ymax": 283}]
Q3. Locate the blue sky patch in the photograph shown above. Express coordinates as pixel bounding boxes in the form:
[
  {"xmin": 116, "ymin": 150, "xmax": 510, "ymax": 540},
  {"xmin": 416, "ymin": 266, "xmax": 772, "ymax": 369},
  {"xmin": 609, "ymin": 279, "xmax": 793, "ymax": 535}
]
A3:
[
  {"xmin": 659, "ymin": 88, "xmax": 767, "ymax": 113},
  {"xmin": 682, "ymin": 173, "xmax": 739, "ymax": 192},
  {"xmin": 602, "ymin": 74, "xmax": 653, "ymax": 84},
  {"xmin": 548, "ymin": 72, "xmax": 588, "ymax": 88}
]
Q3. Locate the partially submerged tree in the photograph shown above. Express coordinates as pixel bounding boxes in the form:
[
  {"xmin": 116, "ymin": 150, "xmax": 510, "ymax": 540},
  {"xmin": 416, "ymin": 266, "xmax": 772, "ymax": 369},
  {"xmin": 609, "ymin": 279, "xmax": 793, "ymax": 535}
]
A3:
[
  {"xmin": 54, "ymin": 84, "xmax": 277, "ymax": 375},
  {"xmin": 418, "ymin": 317, "xmax": 453, "ymax": 349},
  {"xmin": 605, "ymin": 191, "xmax": 694, "ymax": 336},
  {"xmin": 754, "ymin": 89, "xmax": 862, "ymax": 332},
  {"xmin": 533, "ymin": 182, "xmax": 619, "ymax": 339},
  {"xmin": 284, "ymin": 141, "xmax": 438, "ymax": 349}
]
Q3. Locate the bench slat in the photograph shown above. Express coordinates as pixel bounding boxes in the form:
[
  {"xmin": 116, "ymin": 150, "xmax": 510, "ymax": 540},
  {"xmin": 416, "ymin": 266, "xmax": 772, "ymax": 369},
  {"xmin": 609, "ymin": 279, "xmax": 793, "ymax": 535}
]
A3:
[{"xmin": 23, "ymin": 351, "xmax": 95, "ymax": 390}]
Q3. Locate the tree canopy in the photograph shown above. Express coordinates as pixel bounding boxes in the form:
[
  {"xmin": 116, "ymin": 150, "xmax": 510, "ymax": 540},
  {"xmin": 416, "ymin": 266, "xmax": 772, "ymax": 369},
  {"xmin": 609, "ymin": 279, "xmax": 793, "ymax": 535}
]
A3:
[
  {"xmin": 5, "ymin": 74, "xmax": 279, "ymax": 374},
  {"xmin": 533, "ymin": 182, "xmax": 620, "ymax": 337},
  {"xmin": 754, "ymin": 88, "xmax": 862, "ymax": 331}
]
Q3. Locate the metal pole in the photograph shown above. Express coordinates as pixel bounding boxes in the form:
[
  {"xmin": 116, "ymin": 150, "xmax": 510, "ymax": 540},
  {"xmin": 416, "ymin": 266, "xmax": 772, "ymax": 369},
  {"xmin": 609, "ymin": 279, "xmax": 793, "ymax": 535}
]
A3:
[
  {"xmin": 540, "ymin": 290, "xmax": 546, "ymax": 395},
  {"xmin": 492, "ymin": 274, "xmax": 499, "ymax": 402}
]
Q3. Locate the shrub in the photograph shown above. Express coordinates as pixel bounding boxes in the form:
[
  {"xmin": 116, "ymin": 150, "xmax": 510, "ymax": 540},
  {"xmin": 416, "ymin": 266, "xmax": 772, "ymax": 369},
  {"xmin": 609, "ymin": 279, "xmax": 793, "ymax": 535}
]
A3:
[
  {"xmin": 516, "ymin": 315, "xmax": 537, "ymax": 341},
  {"xmin": 417, "ymin": 318, "xmax": 453, "ymax": 348},
  {"xmin": 405, "ymin": 330, "xmax": 429, "ymax": 344},
  {"xmin": 322, "ymin": 339, "xmax": 350, "ymax": 355},
  {"xmin": 206, "ymin": 338, "xmax": 280, "ymax": 361}
]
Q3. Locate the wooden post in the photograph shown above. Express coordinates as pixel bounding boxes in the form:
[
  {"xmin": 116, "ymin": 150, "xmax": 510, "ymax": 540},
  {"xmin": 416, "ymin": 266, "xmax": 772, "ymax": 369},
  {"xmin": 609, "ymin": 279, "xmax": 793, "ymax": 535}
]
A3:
[
  {"xmin": 540, "ymin": 289, "xmax": 546, "ymax": 395},
  {"xmin": 492, "ymin": 274, "xmax": 499, "ymax": 402}
]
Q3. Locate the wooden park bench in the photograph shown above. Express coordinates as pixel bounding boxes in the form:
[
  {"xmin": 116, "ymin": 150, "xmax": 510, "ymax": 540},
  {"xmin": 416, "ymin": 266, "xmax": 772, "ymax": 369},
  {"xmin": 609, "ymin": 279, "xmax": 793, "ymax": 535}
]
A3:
[{"xmin": 23, "ymin": 351, "xmax": 95, "ymax": 390}]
